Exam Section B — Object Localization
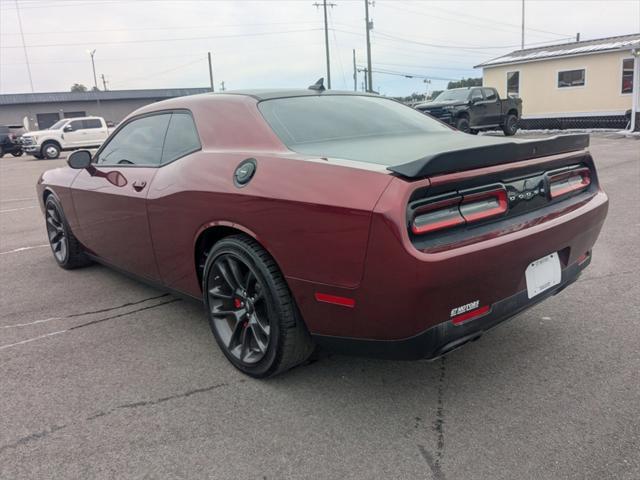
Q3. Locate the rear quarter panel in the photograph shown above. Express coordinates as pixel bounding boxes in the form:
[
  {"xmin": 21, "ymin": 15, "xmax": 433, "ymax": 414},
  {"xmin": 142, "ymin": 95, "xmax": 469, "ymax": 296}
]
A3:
[{"xmin": 147, "ymin": 151, "xmax": 393, "ymax": 297}]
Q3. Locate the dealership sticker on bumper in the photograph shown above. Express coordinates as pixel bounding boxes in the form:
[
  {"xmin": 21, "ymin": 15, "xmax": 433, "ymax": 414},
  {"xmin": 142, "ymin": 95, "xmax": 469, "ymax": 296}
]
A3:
[{"xmin": 525, "ymin": 252, "xmax": 561, "ymax": 299}]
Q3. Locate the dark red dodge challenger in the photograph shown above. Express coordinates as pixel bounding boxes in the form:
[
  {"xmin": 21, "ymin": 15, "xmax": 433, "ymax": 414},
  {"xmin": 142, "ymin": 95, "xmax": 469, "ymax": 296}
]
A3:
[{"xmin": 37, "ymin": 86, "xmax": 608, "ymax": 377}]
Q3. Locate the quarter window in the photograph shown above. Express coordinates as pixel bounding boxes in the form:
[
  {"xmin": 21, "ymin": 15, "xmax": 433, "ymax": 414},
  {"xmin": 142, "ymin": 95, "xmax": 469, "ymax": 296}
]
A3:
[
  {"xmin": 622, "ymin": 58, "xmax": 634, "ymax": 94},
  {"xmin": 558, "ymin": 69, "xmax": 585, "ymax": 88},
  {"xmin": 161, "ymin": 113, "xmax": 201, "ymax": 165},
  {"xmin": 83, "ymin": 119, "xmax": 102, "ymax": 129},
  {"xmin": 96, "ymin": 114, "xmax": 171, "ymax": 166},
  {"xmin": 483, "ymin": 88, "xmax": 497, "ymax": 101},
  {"xmin": 506, "ymin": 71, "xmax": 519, "ymax": 97},
  {"xmin": 470, "ymin": 89, "xmax": 484, "ymax": 101},
  {"xmin": 69, "ymin": 120, "xmax": 84, "ymax": 130}
]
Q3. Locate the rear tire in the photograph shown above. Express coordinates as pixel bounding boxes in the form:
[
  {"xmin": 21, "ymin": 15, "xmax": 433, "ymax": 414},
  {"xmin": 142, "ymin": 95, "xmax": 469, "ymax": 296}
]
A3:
[
  {"xmin": 41, "ymin": 141, "xmax": 61, "ymax": 159},
  {"xmin": 0, "ymin": 146, "xmax": 4, "ymax": 158},
  {"xmin": 45, "ymin": 196, "xmax": 91, "ymax": 269},
  {"xmin": 455, "ymin": 116, "xmax": 471, "ymax": 134},
  {"xmin": 502, "ymin": 114, "xmax": 519, "ymax": 136},
  {"xmin": 203, "ymin": 235, "xmax": 314, "ymax": 378}
]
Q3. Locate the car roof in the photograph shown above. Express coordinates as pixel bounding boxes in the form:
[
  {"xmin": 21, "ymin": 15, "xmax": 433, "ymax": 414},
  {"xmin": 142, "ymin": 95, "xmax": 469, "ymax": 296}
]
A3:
[{"xmin": 223, "ymin": 89, "xmax": 381, "ymax": 101}]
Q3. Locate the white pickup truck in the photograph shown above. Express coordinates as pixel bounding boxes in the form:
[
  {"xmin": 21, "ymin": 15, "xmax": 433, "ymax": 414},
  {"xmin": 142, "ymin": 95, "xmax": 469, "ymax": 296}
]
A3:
[{"xmin": 21, "ymin": 116, "xmax": 114, "ymax": 159}]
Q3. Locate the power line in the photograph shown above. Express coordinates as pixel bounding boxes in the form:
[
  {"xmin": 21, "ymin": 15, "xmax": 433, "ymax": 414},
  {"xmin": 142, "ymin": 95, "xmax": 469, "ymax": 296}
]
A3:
[
  {"xmin": 109, "ymin": 58, "xmax": 205, "ymax": 87},
  {"xmin": 380, "ymin": 1, "xmax": 571, "ymax": 39},
  {"xmin": 14, "ymin": 0, "xmax": 34, "ymax": 92},
  {"xmin": 0, "ymin": 20, "xmax": 324, "ymax": 36},
  {"xmin": 0, "ymin": 27, "xmax": 324, "ymax": 49}
]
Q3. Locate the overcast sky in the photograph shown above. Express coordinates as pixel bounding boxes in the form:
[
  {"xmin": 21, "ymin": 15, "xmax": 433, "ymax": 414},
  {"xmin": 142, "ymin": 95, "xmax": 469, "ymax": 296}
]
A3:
[{"xmin": 1, "ymin": 0, "xmax": 639, "ymax": 96}]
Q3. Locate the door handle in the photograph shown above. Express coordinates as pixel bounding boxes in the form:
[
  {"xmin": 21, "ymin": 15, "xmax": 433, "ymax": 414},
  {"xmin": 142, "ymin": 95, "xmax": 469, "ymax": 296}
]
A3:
[{"xmin": 132, "ymin": 180, "xmax": 147, "ymax": 191}]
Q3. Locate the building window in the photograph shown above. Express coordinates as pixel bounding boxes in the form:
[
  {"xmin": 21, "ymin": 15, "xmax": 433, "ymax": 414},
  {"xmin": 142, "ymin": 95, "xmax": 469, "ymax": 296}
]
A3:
[
  {"xmin": 506, "ymin": 71, "xmax": 519, "ymax": 97},
  {"xmin": 622, "ymin": 58, "xmax": 634, "ymax": 94},
  {"xmin": 558, "ymin": 69, "xmax": 585, "ymax": 88}
]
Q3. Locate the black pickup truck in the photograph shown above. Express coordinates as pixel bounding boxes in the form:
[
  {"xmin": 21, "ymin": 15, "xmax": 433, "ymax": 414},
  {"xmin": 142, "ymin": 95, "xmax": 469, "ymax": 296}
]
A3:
[{"xmin": 416, "ymin": 87, "xmax": 522, "ymax": 136}]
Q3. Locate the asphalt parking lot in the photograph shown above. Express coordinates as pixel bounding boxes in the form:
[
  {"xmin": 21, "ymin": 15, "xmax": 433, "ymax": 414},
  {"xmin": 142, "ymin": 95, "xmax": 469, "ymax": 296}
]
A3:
[{"xmin": 1, "ymin": 133, "xmax": 639, "ymax": 480}]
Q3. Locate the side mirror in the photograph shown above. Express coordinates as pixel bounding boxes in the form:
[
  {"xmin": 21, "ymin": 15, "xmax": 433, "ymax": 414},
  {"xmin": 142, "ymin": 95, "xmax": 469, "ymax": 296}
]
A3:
[
  {"xmin": 63, "ymin": 124, "xmax": 74, "ymax": 132},
  {"xmin": 67, "ymin": 150, "xmax": 92, "ymax": 169}
]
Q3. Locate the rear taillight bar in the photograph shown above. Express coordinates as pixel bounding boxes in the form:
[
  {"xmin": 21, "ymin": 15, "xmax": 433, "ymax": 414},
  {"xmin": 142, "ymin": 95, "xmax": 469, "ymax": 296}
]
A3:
[
  {"xmin": 548, "ymin": 167, "xmax": 591, "ymax": 199},
  {"xmin": 411, "ymin": 196, "xmax": 464, "ymax": 235},
  {"xmin": 460, "ymin": 188, "xmax": 508, "ymax": 222},
  {"xmin": 411, "ymin": 187, "xmax": 508, "ymax": 235}
]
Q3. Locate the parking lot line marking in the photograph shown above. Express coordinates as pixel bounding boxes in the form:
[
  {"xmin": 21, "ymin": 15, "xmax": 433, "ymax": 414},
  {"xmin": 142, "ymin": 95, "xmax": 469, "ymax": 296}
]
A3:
[
  {"xmin": 0, "ymin": 293, "xmax": 170, "ymax": 329},
  {"xmin": 0, "ymin": 205, "xmax": 38, "ymax": 213},
  {"xmin": 0, "ymin": 197, "xmax": 36, "ymax": 203},
  {"xmin": 0, "ymin": 244, "xmax": 48, "ymax": 255},
  {"xmin": 0, "ymin": 330, "xmax": 67, "ymax": 351},
  {"xmin": 1, "ymin": 317, "xmax": 61, "ymax": 329},
  {"xmin": 0, "ymin": 299, "xmax": 178, "ymax": 351}
]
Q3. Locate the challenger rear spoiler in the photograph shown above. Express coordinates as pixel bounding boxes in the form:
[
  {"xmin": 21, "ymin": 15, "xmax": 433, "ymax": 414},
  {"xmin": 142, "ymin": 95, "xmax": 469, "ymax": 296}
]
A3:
[{"xmin": 387, "ymin": 134, "xmax": 589, "ymax": 178}]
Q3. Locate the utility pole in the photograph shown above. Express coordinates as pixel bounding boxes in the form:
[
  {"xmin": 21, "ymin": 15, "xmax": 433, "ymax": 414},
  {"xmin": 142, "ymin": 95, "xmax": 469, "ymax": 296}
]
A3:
[
  {"xmin": 576, "ymin": 32, "xmax": 580, "ymax": 42},
  {"xmin": 313, "ymin": 1, "xmax": 336, "ymax": 89},
  {"xmin": 352, "ymin": 49, "xmax": 357, "ymax": 91},
  {"xmin": 208, "ymin": 52, "xmax": 214, "ymax": 92},
  {"xmin": 15, "ymin": 0, "xmax": 34, "ymax": 93},
  {"xmin": 520, "ymin": 0, "xmax": 525, "ymax": 50},
  {"xmin": 100, "ymin": 74, "xmax": 108, "ymax": 91},
  {"xmin": 363, "ymin": 68, "xmax": 368, "ymax": 92},
  {"xmin": 220, "ymin": 81, "xmax": 226, "ymax": 92},
  {"xmin": 364, "ymin": 0, "xmax": 373, "ymax": 92},
  {"xmin": 88, "ymin": 49, "xmax": 98, "ymax": 90}
]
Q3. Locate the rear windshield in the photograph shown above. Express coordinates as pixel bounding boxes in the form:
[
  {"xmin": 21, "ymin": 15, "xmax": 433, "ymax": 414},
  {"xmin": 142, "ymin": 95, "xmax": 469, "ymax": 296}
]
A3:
[{"xmin": 258, "ymin": 95, "xmax": 449, "ymax": 161}]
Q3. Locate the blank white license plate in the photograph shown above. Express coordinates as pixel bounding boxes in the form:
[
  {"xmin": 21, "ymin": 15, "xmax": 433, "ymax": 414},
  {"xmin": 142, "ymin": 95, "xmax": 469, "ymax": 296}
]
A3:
[{"xmin": 525, "ymin": 252, "xmax": 561, "ymax": 299}]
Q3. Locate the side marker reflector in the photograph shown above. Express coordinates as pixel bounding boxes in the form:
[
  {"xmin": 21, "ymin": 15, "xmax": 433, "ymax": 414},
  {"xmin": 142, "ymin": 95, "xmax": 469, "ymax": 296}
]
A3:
[
  {"xmin": 451, "ymin": 305, "xmax": 490, "ymax": 325},
  {"xmin": 315, "ymin": 293, "xmax": 356, "ymax": 308}
]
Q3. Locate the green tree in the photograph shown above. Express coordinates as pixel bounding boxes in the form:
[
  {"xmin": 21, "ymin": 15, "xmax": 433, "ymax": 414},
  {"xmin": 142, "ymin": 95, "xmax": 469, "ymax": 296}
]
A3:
[
  {"xmin": 429, "ymin": 90, "xmax": 443, "ymax": 100},
  {"xmin": 70, "ymin": 83, "xmax": 88, "ymax": 92},
  {"xmin": 447, "ymin": 78, "xmax": 482, "ymax": 89}
]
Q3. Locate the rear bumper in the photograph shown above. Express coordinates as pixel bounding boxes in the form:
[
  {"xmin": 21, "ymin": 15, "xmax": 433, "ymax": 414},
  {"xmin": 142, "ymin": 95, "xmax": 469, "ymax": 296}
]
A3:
[{"xmin": 312, "ymin": 255, "xmax": 588, "ymax": 360}]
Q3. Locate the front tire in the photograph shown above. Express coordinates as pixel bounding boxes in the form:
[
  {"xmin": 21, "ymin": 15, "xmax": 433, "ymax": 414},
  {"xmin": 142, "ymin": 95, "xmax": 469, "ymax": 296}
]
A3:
[
  {"xmin": 41, "ymin": 142, "xmax": 61, "ymax": 159},
  {"xmin": 45, "ymin": 196, "xmax": 91, "ymax": 269},
  {"xmin": 502, "ymin": 114, "xmax": 519, "ymax": 136},
  {"xmin": 203, "ymin": 235, "xmax": 314, "ymax": 378},
  {"xmin": 455, "ymin": 116, "xmax": 471, "ymax": 134},
  {"xmin": 12, "ymin": 150, "xmax": 23, "ymax": 157}
]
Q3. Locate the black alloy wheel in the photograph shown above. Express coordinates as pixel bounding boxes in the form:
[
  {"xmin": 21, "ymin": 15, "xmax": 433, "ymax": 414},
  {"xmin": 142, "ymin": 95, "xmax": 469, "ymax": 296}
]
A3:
[
  {"xmin": 44, "ymin": 196, "xmax": 91, "ymax": 269},
  {"xmin": 46, "ymin": 202, "xmax": 68, "ymax": 264},
  {"xmin": 208, "ymin": 253, "xmax": 270, "ymax": 365},
  {"xmin": 203, "ymin": 235, "xmax": 314, "ymax": 378},
  {"xmin": 502, "ymin": 114, "xmax": 519, "ymax": 136},
  {"xmin": 456, "ymin": 117, "xmax": 471, "ymax": 133}
]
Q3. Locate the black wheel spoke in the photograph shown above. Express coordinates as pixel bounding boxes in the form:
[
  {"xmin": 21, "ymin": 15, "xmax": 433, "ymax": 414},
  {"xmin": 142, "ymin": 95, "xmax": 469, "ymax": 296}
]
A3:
[
  {"xmin": 227, "ymin": 257, "xmax": 245, "ymax": 292},
  {"xmin": 249, "ymin": 324, "xmax": 268, "ymax": 353},
  {"xmin": 217, "ymin": 260, "xmax": 238, "ymax": 292},
  {"xmin": 208, "ymin": 286, "xmax": 233, "ymax": 300},
  {"xmin": 240, "ymin": 326, "xmax": 249, "ymax": 361}
]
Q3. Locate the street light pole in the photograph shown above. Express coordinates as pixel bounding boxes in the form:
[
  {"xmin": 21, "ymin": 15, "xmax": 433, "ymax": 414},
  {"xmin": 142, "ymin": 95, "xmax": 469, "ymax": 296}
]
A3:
[
  {"xmin": 88, "ymin": 49, "xmax": 98, "ymax": 90},
  {"xmin": 364, "ymin": 0, "xmax": 373, "ymax": 92}
]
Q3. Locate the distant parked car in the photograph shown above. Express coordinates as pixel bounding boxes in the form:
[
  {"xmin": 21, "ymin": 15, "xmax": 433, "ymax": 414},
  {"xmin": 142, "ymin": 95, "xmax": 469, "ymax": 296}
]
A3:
[
  {"xmin": 21, "ymin": 116, "xmax": 114, "ymax": 159},
  {"xmin": 416, "ymin": 87, "xmax": 522, "ymax": 136},
  {"xmin": 0, "ymin": 125, "xmax": 25, "ymax": 158}
]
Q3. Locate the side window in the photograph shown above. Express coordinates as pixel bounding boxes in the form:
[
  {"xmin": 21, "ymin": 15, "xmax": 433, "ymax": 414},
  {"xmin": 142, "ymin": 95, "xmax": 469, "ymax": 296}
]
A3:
[
  {"xmin": 622, "ymin": 58, "xmax": 634, "ymax": 94},
  {"xmin": 96, "ymin": 114, "xmax": 171, "ymax": 166},
  {"xmin": 69, "ymin": 120, "xmax": 84, "ymax": 131},
  {"xmin": 83, "ymin": 119, "xmax": 102, "ymax": 129},
  {"xmin": 470, "ymin": 89, "xmax": 484, "ymax": 101},
  {"xmin": 161, "ymin": 112, "xmax": 201, "ymax": 165},
  {"xmin": 507, "ymin": 71, "xmax": 519, "ymax": 97},
  {"xmin": 483, "ymin": 88, "xmax": 497, "ymax": 101},
  {"xmin": 558, "ymin": 69, "xmax": 585, "ymax": 88}
]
